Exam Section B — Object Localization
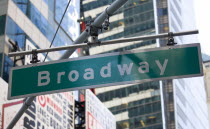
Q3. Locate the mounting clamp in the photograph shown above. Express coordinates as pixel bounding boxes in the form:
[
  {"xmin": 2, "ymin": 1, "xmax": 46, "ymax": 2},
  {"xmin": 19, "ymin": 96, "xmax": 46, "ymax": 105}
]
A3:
[
  {"xmin": 167, "ymin": 32, "xmax": 177, "ymax": 46},
  {"xmin": 30, "ymin": 49, "xmax": 40, "ymax": 64},
  {"xmin": 103, "ymin": 7, "xmax": 111, "ymax": 30},
  {"xmin": 85, "ymin": 20, "xmax": 102, "ymax": 47},
  {"xmin": 85, "ymin": 20, "xmax": 102, "ymax": 37}
]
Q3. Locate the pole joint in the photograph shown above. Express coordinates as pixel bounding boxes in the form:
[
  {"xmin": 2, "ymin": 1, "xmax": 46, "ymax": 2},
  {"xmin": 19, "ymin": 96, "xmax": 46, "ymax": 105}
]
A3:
[
  {"xmin": 103, "ymin": 8, "xmax": 111, "ymax": 30},
  {"xmin": 105, "ymin": 7, "xmax": 112, "ymax": 17},
  {"xmin": 86, "ymin": 19, "xmax": 102, "ymax": 36},
  {"xmin": 103, "ymin": 17, "xmax": 110, "ymax": 31}
]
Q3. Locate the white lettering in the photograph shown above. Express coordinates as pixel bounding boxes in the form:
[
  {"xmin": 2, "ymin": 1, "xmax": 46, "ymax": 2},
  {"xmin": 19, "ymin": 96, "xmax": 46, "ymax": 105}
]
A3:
[
  {"xmin": 155, "ymin": 59, "xmax": 168, "ymax": 75},
  {"xmin": 100, "ymin": 63, "xmax": 111, "ymax": 78},
  {"xmin": 57, "ymin": 72, "xmax": 65, "ymax": 84},
  {"xmin": 138, "ymin": 62, "xmax": 149, "ymax": 73},
  {"xmin": 68, "ymin": 70, "xmax": 79, "ymax": 82},
  {"xmin": 83, "ymin": 68, "xmax": 94, "ymax": 80},
  {"xmin": 38, "ymin": 71, "xmax": 50, "ymax": 86},
  {"xmin": 117, "ymin": 63, "xmax": 133, "ymax": 75}
]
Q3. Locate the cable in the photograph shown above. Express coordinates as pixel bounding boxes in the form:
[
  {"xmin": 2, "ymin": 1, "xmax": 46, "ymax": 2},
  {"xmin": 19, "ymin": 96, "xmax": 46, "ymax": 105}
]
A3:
[{"xmin": 43, "ymin": 0, "xmax": 72, "ymax": 62}]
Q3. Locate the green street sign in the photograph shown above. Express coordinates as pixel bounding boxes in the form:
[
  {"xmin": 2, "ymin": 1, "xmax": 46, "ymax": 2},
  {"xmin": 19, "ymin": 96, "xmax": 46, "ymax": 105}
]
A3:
[{"xmin": 8, "ymin": 43, "xmax": 203, "ymax": 100}]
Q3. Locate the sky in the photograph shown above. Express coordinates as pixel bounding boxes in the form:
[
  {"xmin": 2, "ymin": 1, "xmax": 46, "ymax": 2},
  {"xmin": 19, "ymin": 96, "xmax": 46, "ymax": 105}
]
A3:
[{"xmin": 194, "ymin": 0, "xmax": 210, "ymax": 56}]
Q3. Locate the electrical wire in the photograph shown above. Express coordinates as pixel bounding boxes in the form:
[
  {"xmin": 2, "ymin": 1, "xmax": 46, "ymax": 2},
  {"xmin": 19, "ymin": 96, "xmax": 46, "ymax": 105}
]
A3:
[{"xmin": 43, "ymin": 0, "xmax": 72, "ymax": 62}]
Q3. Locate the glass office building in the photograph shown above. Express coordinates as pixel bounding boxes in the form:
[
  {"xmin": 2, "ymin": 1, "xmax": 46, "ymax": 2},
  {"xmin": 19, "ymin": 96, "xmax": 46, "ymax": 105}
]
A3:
[
  {"xmin": 83, "ymin": 0, "xmax": 157, "ymax": 54},
  {"xmin": 82, "ymin": 0, "xmax": 210, "ymax": 129},
  {"xmin": 96, "ymin": 82, "xmax": 162, "ymax": 129},
  {"xmin": 0, "ymin": 0, "xmax": 80, "ymax": 128},
  {"xmin": 0, "ymin": 0, "xmax": 80, "ymax": 82},
  {"xmin": 0, "ymin": 0, "xmax": 209, "ymax": 128},
  {"xmin": 82, "ymin": 0, "xmax": 163, "ymax": 128},
  {"xmin": 166, "ymin": 0, "xmax": 209, "ymax": 129}
]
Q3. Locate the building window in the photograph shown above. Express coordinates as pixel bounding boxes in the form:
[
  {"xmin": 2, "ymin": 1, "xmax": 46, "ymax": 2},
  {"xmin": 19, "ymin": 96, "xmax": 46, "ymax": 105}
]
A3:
[
  {"xmin": 3, "ymin": 55, "xmax": 14, "ymax": 82},
  {"xmin": 0, "ymin": 15, "xmax": 6, "ymax": 36},
  {"xmin": 55, "ymin": 0, "xmax": 80, "ymax": 40},
  {"xmin": 13, "ymin": 0, "xmax": 28, "ymax": 14},
  {"xmin": 97, "ymin": 81, "xmax": 159, "ymax": 102},
  {"xmin": 6, "ymin": 16, "xmax": 26, "ymax": 50},
  {"xmin": 117, "ymin": 112, "xmax": 163, "ymax": 128},
  {"xmin": 0, "ymin": 53, "xmax": 2, "ymax": 76}
]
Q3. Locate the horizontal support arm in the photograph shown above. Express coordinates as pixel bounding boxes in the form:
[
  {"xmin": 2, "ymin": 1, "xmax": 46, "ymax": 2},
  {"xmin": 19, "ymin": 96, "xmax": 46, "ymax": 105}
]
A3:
[{"xmin": 8, "ymin": 30, "xmax": 199, "ymax": 57}]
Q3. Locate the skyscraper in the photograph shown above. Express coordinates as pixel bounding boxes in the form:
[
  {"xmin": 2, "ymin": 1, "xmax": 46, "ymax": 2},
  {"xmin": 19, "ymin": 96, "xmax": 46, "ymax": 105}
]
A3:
[
  {"xmin": 82, "ymin": 0, "xmax": 210, "ymax": 129},
  {"xmin": 82, "ymin": 0, "xmax": 163, "ymax": 128},
  {"xmin": 0, "ymin": 0, "xmax": 80, "ymax": 81},
  {"xmin": 0, "ymin": 0, "xmax": 80, "ymax": 128},
  {"xmin": 161, "ymin": 0, "xmax": 209, "ymax": 128}
]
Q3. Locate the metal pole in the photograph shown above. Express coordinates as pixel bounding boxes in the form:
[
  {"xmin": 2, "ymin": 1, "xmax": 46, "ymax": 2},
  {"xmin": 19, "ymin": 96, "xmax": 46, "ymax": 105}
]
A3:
[
  {"xmin": 8, "ymin": 30, "xmax": 199, "ymax": 57},
  {"xmin": 6, "ymin": 0, "xmax": 128, "ymax": 128}
]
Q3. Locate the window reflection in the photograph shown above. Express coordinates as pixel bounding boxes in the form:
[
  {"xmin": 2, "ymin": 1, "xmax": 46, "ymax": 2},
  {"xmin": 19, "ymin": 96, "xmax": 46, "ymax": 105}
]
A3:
[
  {"xmin": 0, "ymin": 15, "xmax": 6, "ymax": 36},
  {"xmin": 97, "ymin": 81, "xmax": 163, "ymax": 129},
  {"xmin": 0, "ymin": 53, "xmax": 2, "ymax": 76},
  {"xmin": 13, "ymin": 0, "xmax": 28, "ymax": 13},
  {"xmin": 55, "ymin": 0, "xmax": 80, "ymax": 40},
  {"xmin": 6, "ymin": 16, "xmax": 26, "ymax": 50},
  {"xmin": 117, "ymin": 113, "xmax": 162, "ymax": 129},
  {"xmin": 98, "ymin": 81, "xmax": 159, "ymax": 102},
  {"xmin": 3, "ymin": 55, "xmax": 14, "ymax": 82},
  {"xmin": 12, "ymin": 0, "xmax": 74, "ymax": 49}
]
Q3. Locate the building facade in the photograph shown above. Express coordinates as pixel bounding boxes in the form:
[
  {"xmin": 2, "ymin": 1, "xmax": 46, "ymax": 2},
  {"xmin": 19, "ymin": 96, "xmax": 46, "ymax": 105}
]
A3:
[
  {"xmin": 204, "ymin": 61, "xmax": 210, "ymax": 126},
  {"xmin": 82, "ymin": 0, "xmax": 210, "ymax": 129},
  {"xmin": 0, "ymin": 0, "xmax": 80, "ymax": 128},
  {"xmin": 0, "ymin": 0, "xmax": 209, "ymax": 128},
  {"xmin": 166, "ymin": 0, "xmax": 209, "ymax": 129},
  {"xmin": 82, "ymin": 0, "xmax": 163, "ymax": 128},
  {"xmin": 0, "ymin": 0, "xmax": 80, "ymax": 81}
]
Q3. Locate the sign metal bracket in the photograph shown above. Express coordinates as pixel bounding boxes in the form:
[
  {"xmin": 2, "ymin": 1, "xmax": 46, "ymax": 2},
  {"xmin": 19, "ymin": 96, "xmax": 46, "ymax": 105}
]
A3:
[
  {"xmin": 167, "ymin": 32, "xmax": 177, "ymax": 46},
  {"xmin": 30, "ymin": 49, "xmax": 40, "ymax": 64},
  {"xmin": 8, "ymin": 30, "xmax": 199, "ymax": 57}
]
